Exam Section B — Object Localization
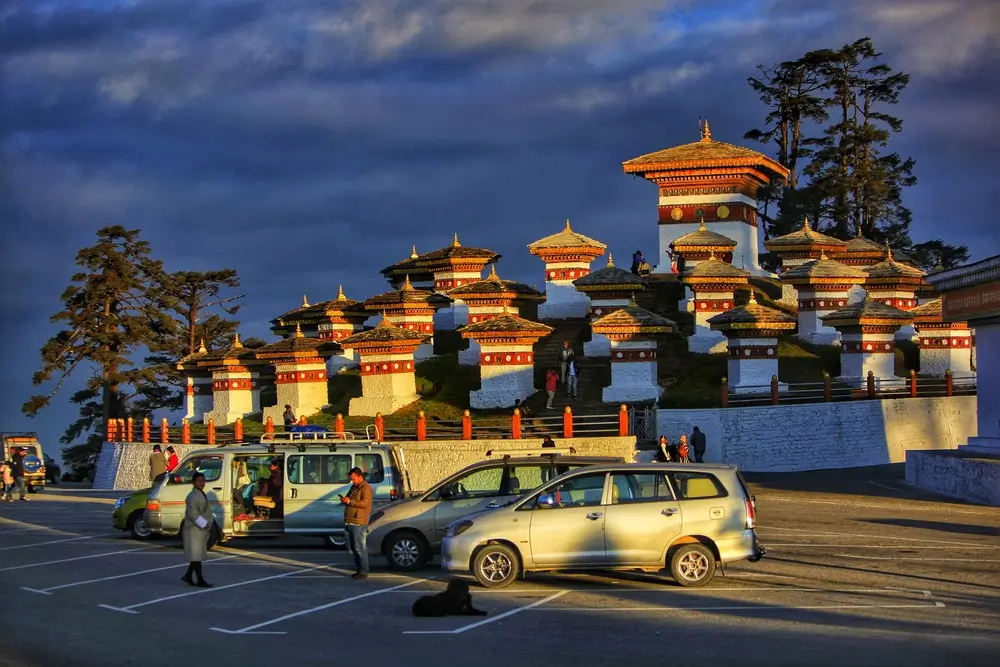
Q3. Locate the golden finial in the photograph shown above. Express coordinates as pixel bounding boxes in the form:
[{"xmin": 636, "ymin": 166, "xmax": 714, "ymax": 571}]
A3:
[
  {"xmin": 748, "ymin": 290, "xmax": 758, "ymax": 305},
  {"xmin": 698, "ymin": 218, "xmax": 707, "ymax": 231},
  {"xmin": 709, "ymin": 249, "xmax": 717, "ymax": 261},
  {"xmin": 410, "ymin": 245, "xmax": 418, "ymax": 259},
  {"xmin": 232, "ymin": 333, "xmax": 243, "ymax": 349},
  {"xmin": 501, "ymin": 303, "xmax": 511, "ymax": 315},
  {"xmin": 294, "ymin": 322, "xmax": 303, "ymax": 338},
  {"xmin": 198, "ymin": 339, "xmax": 207, "ymax": 354},
  {"xmin": 802, "ymin": 216, "xmax": 811, "ymax": 230},
  {"xmin": 488, "ymin": 264, "xmax": 500, "ymax": 281},
  {"xmin": 452, "ymin": 233, "xmax": 461, "ymax": 248},
  {"xmin": 885, "ymin": 244, "xmax": 893, "ymax": 261},
  {"xmin": 700, "ymin": 118, "xmax": 711, "ymax": 141},
  {"xmin": 564, "ymin": 218, "xmax": 572, "ymax": 231},
  {"xmin": 302, "ymin": 294, "xmax": 310, "ymax": 308},
  {"xmin": 607, "ymin": 252, "xmax": 614, "ymax": 268},
  {"xmin": 402, "ymin": 274, "xmax": 413, "ymax": 291},
  {"xmin": 336, "ymin": 285, "xmax": 346, "ymax": 301},
  {"xmin": 856, "ymin": 225, "xmax": 864, "ymax": 238},
  {"xmin": 819, "ymin": 249, "xmax": 828, "ymax": 260},
  {"xmin": 628, "ymin": 293, "xmax": 638, "ymax": 307},
  {"xmin": 378, "ymin": 310, "xmax": 393, "ymax": 327}
]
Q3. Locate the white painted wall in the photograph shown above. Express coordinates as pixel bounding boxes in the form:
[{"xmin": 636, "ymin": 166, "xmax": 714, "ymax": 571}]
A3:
[
  {"xmin": 540, "ymin": 281, "xmax": 591, "ymax": 319},
  {"xmin": 472, "ymin": 344, "xmax": 536, "ymax": 409},
  {"xmin": 726, "ymin": 337, "xmax": 780, "ymax": 392},
  {"xmin": 262, "ymin": 361, "xmax": 329, "ymax": 424},
  {"xmin": 915, "ymin": 328, "xmax": 974, "ymax": 378},
  {"xmin": 839, "ymin": 333, "xmax": 899, "ymax": 388},
  {"xmin": 204, "ymin": 370, "xmax": 257, "ymax": 425},
  {"xmin": 603, "ymin": 340, "xmax": 661, "ymax": 404},
  {"xmin": 349, "ymin": 353, "xmax": 418, "ymax": 416},
  {"xmin": 657, "ymin": 219, "xmax": 764, "ymax": 276},
  {"xmin": 966, "ymin": 322, "xmax": 1000, "ymax": 453},
  {"xmin": 657, "ymin": 395, "xmax": 978, "ymax": 472}
]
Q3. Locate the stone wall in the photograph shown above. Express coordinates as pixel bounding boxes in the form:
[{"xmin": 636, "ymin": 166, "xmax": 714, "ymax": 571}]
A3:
[
  {"xmin": 905, "ymin": 450, "xmax": 1000, "ymax": 506},
  {"xmin": 93, "ymin": 437, "xmax": 638, "ymax": 492},
  {"xmin": 657, "ymin": 395, "xmax": 977, "ymax": 472}
]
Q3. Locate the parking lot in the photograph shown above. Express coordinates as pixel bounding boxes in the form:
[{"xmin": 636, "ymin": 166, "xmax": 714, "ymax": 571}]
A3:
[{"xmin": 1, "ymin": 468, "xmax": 999, "ymax": 667}]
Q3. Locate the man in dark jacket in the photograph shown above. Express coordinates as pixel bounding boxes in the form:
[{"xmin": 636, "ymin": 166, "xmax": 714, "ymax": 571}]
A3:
[
  {"xmin": 691, "ymin": 426, "xmax": 707, "ymax": 463},
  {"xmin": 11, "ymin": 448, "xmax": 27, "ymax": 501},
  {"xmin": 149, "ymin": 445, "xmax": 167, "ymax": 482},
  {"xmin": 340, "ymin": 467, "xmax": 373, "ymax": 579}
]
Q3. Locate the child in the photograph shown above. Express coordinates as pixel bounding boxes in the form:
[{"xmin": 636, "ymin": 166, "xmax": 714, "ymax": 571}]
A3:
[
  {"xmin": 678, "ymin": 435, "xmax": 691, "ymax": 463},
  {"xmin": 1, "ymin": 459, "xmax": 13, "ymax": 501}
]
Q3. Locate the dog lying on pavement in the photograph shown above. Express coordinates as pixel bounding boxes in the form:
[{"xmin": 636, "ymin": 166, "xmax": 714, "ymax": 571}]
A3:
[{"xmin": 412, "ymin": 578, "xmax": 488, "ymax": 617}]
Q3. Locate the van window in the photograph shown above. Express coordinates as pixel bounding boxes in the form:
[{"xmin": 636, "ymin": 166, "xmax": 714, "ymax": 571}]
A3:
[
  {"xmin": 535, "ymin": 472, "xmax": 606, "ymax": 509},
  {"xmin": 287, "ymin": 454, "xmax": 352, "ymax": 485},
  {"xmin": 355, "ymin": 453, "xmax": 385, "ymax": 483},
  {"xmin": 610, "ymin": 473, "xmax": 673, "ymax": 504},
  {"xmin": 438, "ymin": 465, "xmax": 503, "ymax": 499},
  {"xmin": 669, "ymin": 472, "xmax": 727, "ymax": 500},
  {"xmin": 170, "ymin": 455, "xmax": 223, "ymax": 483}
]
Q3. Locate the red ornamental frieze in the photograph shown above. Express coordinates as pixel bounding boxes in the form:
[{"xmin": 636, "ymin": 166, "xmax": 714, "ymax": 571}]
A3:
[
  {"xmin": 400, "ymin": 322, "xmax": 434, "ymax": 334},
  {"xmin": 435, "ymin": 278, "xmax": 479, "ymax": 290},
  {"xmin": 187, "ymin": 383, "xmax": 213, "ymax": 396},
  {"xmin": 212, "ymin": 378, "xmax": 253, "ymax": 391},
  {"xmin": 657, "ymin": 203, "xmax": 755, "ymax": 226},
  {"xmin": 695, "ymin": 299, "xmax": 735, "ymax": 313},
  {"xmin": 480, "ymin": 352, "xmax": 534, "ymax": 366},
  {"xmin": 467, "ymin": 313, "xmax": 501, "ymax": 324},
  {"xmin": 611, "ymin": 349, "xmax": 658, "ymax": 362},
  {"xmin": 360, "ymin": 360, "xmax": 415, "ymax": 376},
  {"xmin": 318, "ymin": 329, "xmax": 355, "ymax": 340},
  {"xmin": 917, "ymin": 336, "xmax": 973, "ymax": 348},
  {"xmin": 871, "ymin": 297, "xmax": 916, "ymax": 310},
  {"xmin": 275, "ymin": 370, "xmax": 328, "ymax": 384},
  {"xmin": 547, "ymin": 268, "xmax": 591, "ymax": 281},
  {"xmin": 728, "ymin": 345, "xmax": 778, "ymax": 359},
  {"xmin": 842, "ymin": 340, "xmax": 896, "ymax": 354},
  {"xmin": 798, "ymin": 297, "xmax": 848, "ymax": 312}
]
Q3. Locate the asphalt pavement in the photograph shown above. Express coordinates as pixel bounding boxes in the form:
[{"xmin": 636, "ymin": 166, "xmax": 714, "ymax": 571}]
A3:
[{"xmin": 1, "ymin": 466, "xmax": 998, "ymax": 667}]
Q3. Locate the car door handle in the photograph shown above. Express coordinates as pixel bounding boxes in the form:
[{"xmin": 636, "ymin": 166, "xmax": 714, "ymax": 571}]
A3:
[
  {"xmin": 211, "ymin": 487, "xmax": 222, "ymax": 492},
  {"xmin": 291, "ymin": 488, "xmax": 298, "ymax": 499},
  {"xmin": 486, "ymin": 501, "xmax": 501, "ymax": 509},
  {"xmin": 586, "ymin": 512, "xmax": 603, "ymax": 520},
  {"xmin": 661, "ymin": 508, "xmax": 678, "ymax": 516}
]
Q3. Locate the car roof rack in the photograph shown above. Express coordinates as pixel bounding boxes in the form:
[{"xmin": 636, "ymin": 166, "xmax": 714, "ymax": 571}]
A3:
[
  {"xmin": 2, "ymin": 432, "xmax": 40, "ymax": 440},
  {"xmin": 485, "ymin": 447, "xmax": 577, "ymax": 458}
]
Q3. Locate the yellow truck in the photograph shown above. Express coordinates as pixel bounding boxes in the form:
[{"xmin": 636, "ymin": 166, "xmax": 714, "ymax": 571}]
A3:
[{"xmin": 2, "ymin": 432, "xmax": 47, "ymax": 492}]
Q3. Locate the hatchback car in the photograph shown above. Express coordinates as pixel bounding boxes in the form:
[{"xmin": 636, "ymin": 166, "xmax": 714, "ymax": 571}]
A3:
[
  {"xmin": 368, "ymin": 449, "xmax": 625, "ymax": 571},
  {"xmin": 441, "ymin": 462, "xmax": 764, "ymax": 588}
]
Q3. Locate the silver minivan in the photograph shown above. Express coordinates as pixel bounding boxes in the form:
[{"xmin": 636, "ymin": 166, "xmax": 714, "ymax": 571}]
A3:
[{"xmin": 145, "ymin": 432, "xmax": 409, "ymax": 549}]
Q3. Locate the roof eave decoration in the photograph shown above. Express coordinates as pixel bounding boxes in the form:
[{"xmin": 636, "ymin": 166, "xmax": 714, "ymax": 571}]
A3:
[
  {"xmin": 591, "ymin": 305, "xmax": 678, "ymax": 335},
  {"xmin": 527, "ymin": 219, "xmax": 608, "ymax": 253},
  {"xmin": 457, "ymin": 312, "xmax": 555, "ymax": 339}
]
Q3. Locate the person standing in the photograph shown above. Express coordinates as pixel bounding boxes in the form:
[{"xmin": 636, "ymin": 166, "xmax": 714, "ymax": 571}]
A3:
[
  {"xmin": 566, "ymin": 359, "xmax": 579, "ymax": 399},
  {"xmin": 691, "ymin": 426, "xmax": 707, "ymax": 463},
  {"xmin": 340, "ymin": 467, "xmax": 372, "ymax": 580},
  {"xmin": 10, "ymin": 449, "xmax": 27, "ymax": 502},
  {"xmin": 165, "ymin": 446, "xmax": 179, "ymax": 473},
  {"xmin": 655, "ymin": 436, "xmax": 670, "ymax": 463},
  {"xmin": 282, "ymin": 405, "xmax": 296, "ymax": 427},
  {"xmin": 544, "ymin": 368, "xmax": 559, "ymax": 409},
  {"xmin": 149, "ymin": 445, "xmax": 166, "ymax": 483},
  {"xmin": 559, "ymin": 341, "xmax": 575, "ymax": 383},
  {"xmin": 1, "ymin": 459, "xmax": 14, "ymax": 501},
  {"xmin": 181, "ymin": 472, "xmax": 214, "ymax": 588},
  {"xmin": 677, "ymin": 435, "xmax": 690, "ymax": 463}
]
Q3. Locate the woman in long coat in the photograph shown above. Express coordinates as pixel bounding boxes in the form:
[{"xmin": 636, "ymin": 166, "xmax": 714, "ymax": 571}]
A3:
[{"xmin": 182, "ymin": 472, "xmax": 215, "ymax": 587}]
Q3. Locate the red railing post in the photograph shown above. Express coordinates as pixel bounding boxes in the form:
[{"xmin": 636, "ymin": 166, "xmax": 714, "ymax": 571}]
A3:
[
  {"xmin": 910, "ymin": 370, "xmax": 918, "ymax": 398},
  {"xmin": 823, "ymin": 372, "xmax": 832, "ymax": 402},
  {"xmin": 234, "ymin": 417, "xmax": 243, "ymax": 443},
  {"xmin": 207, "ymin": 419, "xmax": 216, "ymax": 445},
  {"xmin": 106, "ymin": 419, "xmax": 114, "ymax": 442},
  {"xmin": 416, "ymin": 411, "xmax": 427, "ymax": 441},
  {"xmin": 374, "ymin": 413, "xmax": 384, "ymax": 440},
  {"xmin": 335, "ymin": 413, "xmax": 344, "ymax": 435},
  {"xmin": 181, "ymin": 418, "xmax": 191, "ymax": 445},
  {"xmin": 867, "ymin": 371, "xmax": 876, "ymax": 398},
  {"xmin": 945, "ymin": 369, "xmax": 953, "ymax": 397},
  {"xmin": 161, "ymin": 417, "xmax": 169, "ymax": 444},
  {"xmin": 512, "ymin": 409, "xmax": 522, "ymax": 440},
  {"xmin": 117, "ymin": 418, "xmax": 125, "ymax": 442},
  {"xmin": 462, "ymin": 410, "xmax": 472, "ymax": 440},
  {"xmin": 618, "ymin": 404, "xmax": 628, "ymax": 437},
  {"xmin": 126, "ymin": 417, "xmax": 134, "ymax": 442},
  {"xmin": 141, "ymin": 418, "xmax": 150, "ymax": 443},
  {"xmin": 563, "ymin": 406, "xmax": 573, "ymax": 438},
  {"xmin": 265, "ymin": 416, "xmax": 274, "ymax": 436},
  {"xmin": 770, "ymin": 376, "xmax": 779, "ymax": 405},
  {"xmin": 720, "ymin": 377, "xmax": 729, "ymax": 408}
]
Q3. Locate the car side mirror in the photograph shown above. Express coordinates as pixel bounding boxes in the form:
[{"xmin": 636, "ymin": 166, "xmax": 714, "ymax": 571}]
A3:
[
  {"xmin": 438, "ymin": 487, "xmax": 455, "ymax": 500},
  {"xmin": 536, "ymin": 493, "xmax": 555, "ymax": 508}
]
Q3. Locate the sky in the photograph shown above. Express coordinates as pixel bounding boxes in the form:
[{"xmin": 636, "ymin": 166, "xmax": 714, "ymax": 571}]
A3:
[{"xmin": 2, "ymin": 0, "xmax": 999, "ymax": 459}]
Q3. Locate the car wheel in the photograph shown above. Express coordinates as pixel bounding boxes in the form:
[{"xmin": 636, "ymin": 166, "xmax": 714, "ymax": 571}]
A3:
[
  {"xmin": 385, "ymin": 531, "xmax": 428, "ymax": 572},
  {"xmin": 473, "ymin": 543, "xmax": 520, "ymax": 589},
  {"xmin": 323, "ymin": 534, "xmax": 347, "ymax": 550},
  {"xmin": 670, "ymin": 543, "xmax": 717, "ymax": 587},
  {"xmin": 127, "ymin": 510, "xmax": 153, "ymax": 541}
]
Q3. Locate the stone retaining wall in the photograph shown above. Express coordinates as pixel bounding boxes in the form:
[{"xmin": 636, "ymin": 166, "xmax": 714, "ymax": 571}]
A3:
[{"xmin": 905, "ymin": 450, "xmax": 1000, "ymax": 506}]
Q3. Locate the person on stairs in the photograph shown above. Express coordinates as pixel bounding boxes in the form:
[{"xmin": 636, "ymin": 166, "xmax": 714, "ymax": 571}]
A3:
[
  {"xmin": 545, "ymin": 368, "xmax": 559, "ymax": 410},
  {"xmin": 181, "ymin": 472, "xmax": 215, "ymax": 588},
  {"xmin": 566, "ymin": 359, "xmax": 579, "ymax": 399},
  {"xmin": 559, "ymin": 341, "xmax": 576, "ymax": 383}
]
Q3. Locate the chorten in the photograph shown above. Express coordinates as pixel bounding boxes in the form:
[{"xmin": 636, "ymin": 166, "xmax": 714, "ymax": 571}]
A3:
[
  {"xmin": 910, "ymin": 298, "xmax": 975, "ymax": 379},
  {"xmin": 362, "ymin": 275, "xmax": 452, "ymax": 360},
  {"xmin": 764, "ymin": 218, "xmax": 848, "ymax": 271},
  {"xmin": 831, "ymin": 229, "xmax": 888, "ymax": 270},
  {"xmin": 176, "ymin": 340, "xmax": 213, "ymax": 423},
  {"xmin": 272, "ymin": 287, "xmax": 370, "ymax": 372},
  {"xmin": 681, "ymin": 251, "xmax": 751, "ymax": 353},
  {"xmin": 708, "ymin": 292, "xmax": 797, "ymax": 393},
  {"xmin": 528, "ymin": 219, "xmax": 607, "ymax": 320},
  {"xmin": 622, "ymin": 119, "xmax": 790, "ymax": 276},
  {"xmin": 572, "ymin": 253, "xmax": 648, "ymax": 357},
  {"xmin": 821, "ymin": 299, "xmax": 913, "ymax": 389},
  {"xmin": 447, "ymin": 265, "xmax": 545, "ymax": 366},
  {"xmin": 270, "ymin": 294, "xmax": 326, "ymax": 338},
  {"xmin": 197, "ymin": 334, "xmax": 265, "ymax": 425},
  {"xmin": 780, "ymin": 251, "xmax": 869, "ymax": 346},
  {"xmin": 864, "ymin": 247, "xmax": 927, "ymax": 341},
  {"xmin": 254, "ymin": 324, "xmax": 340, "ymax": 424},
  {"xmin": 338, "ymin": 318, "xmax": 430, "ymax": 416},
  {"xmin": 591, "ymin": 301, "xmax": 677, "ymax": 404},
  {"xmin": 670, "ymin": 220, "xmax": 738, "ymax": 311},
  {"xmin": 458, "ymin": 309, "xmax": 554, "ymax": 409}
]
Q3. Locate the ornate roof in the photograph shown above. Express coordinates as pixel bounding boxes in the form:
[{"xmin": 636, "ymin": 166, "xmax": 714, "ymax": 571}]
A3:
[
  {"xmin": 841, "ymin": 233, "xmax": 888, "ymax": 257},
  {"xmin": 527, "ymin": 219, "xmax": 607, "ymax": 252},
  {"xmin": 621, "ymin": 121, "xmax": 789, "ymax": 180},
  {"xmin": 707, "ymin": 292, "xmax": 798, "ymax": 331},
  {"xmin": 780, "ymin": 253, "xmax": 869, "ymax": 282},
  {"xmin": 764, "ymin": 218, "xmax": 847, "ymax": 252},
  {"xmin": 909, "ymin": 297, "xmax": 943, "ymax": 323},
  {"xmin": 819, "ymin": 299, "xmax": 913, "ymax": 328},
  {"xmin": 381, "ymin": 235, "xmax": 500, "ymax": 277},
  {"xmin": 254, "ymin": 324, "xmax": 340, "ymax": 360},
  {"xmin": 447, "ymin": 265, "xmax": 542, "ymax": 298},
  {"xmin": 458, "ymin": 310, "xmax": 554, "ymax": 338},
  {"xmin": 177, "ymin": 339, "xmax": 212, "ymax": 370},
  {"xmin": 591, "ymin": 302, "xmax": 677, "ymax": 335},
  {"xmin": 865, "ymin": 249, "xmax": 927, "ymax": 281},
  {"xmin": 672, "ymin": 221, "xmax": 737, "ymax": 249},
  {"xmin": 338, "ymin": 318, "xmax": 430, "ymax": 348},
  {"xmin": 196, "ymin": 334, "xmax": 260, "ymax": 366},
  {"xmin": 363, "ymin": 275, "xmax": 453, "ymax": 310},
  {"xmin": 573, "ymin": 254, "xmax": 648, "ymax": 289},
  {"xmin": 683, "ymin": 253, "xmax": 751, "ymax": 280}
]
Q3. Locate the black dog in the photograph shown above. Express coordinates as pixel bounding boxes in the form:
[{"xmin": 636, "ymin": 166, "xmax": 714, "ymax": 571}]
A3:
[{"xmin": 412, "ymin": 578, "xmax": 488, "ymax": 617}]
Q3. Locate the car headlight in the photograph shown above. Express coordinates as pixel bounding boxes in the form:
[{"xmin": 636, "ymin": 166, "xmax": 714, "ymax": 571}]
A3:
[
  {"xmin": 113, "ymin": 497, "xmax": 126, "ymax": 510},
  {"xmin": 369, "ymin": 510, "xmax": 385, "ymax": 525},
  {"xmin": 447, "ymin": 520, "xmax": 474, "ymax": 538}
]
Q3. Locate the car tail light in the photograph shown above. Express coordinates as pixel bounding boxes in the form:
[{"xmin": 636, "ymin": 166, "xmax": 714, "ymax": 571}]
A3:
[
  {"xmin": 389, "ymin": 488, "xmax": 397, "ymax": 500},
  {"xmin": 745, "ymin": 497, "xmax": 756, "ymax": 529},
  {"xmin": 146, "ymin": 500, "xmax": 160, "ymax": 511}
]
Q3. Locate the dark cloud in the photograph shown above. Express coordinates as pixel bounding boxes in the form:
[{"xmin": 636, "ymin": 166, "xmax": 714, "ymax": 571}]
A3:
[{"xmin": 2, "ymin": 0, "xmax": 998, "ymax": 454}]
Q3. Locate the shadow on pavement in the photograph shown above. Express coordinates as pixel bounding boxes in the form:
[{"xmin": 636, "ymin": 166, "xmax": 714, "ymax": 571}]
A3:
[{"xmin": 862, "ymin": 518, "xmax": 1000, "ymax": 538}]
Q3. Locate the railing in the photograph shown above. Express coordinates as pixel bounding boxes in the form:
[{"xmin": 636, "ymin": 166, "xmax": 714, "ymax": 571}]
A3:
[
  {"xmin": 722, "ymin": 370, "xmax": 976, "ymax": 408},
  {"xmin": 104, "ymin": 405, "xmax": 634, "ymax": 445}
]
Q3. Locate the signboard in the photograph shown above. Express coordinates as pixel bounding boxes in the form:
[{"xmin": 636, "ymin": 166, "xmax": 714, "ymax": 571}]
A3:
[{"xmin": 941, "ymin": 280, "xmax": 1000, "ymax": 321}]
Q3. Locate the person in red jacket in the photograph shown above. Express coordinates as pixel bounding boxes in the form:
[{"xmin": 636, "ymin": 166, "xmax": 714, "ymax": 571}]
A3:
[
  {"xmin": 544, "ymin": 368, "xmax": 559, "ymax": 410},
  {"xmin": 165, "ymin": 446, "xmax": 180, "ymax": 472}
]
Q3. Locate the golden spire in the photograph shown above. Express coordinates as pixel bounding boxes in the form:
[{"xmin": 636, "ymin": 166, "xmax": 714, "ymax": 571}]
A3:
[
  {"xmin": 700, "ymin": 118, "xmax": 711, "ymax": 141},
  {"xmin": 232, "ymin": 333, "xmax": 243, "ymax": 349},
  {"xmin": 607, "ymin": 252, "xmax": 614, "ymax": 268},
  {"xmin": 302, "ymin": 294, "xmax": 310, "ymax": 308},
  {"xmin": 501, "ymin": 303, "xmax": 511, "ymax": 315},
  {"xmin": 564, "ymin": 218, "xmax": 572, "ymax": 231},
  {"xmin": 629, "ymin": 293, "xmax": 638, "ymax": 307},
  {"xmin": 819, "ymin": 249, "xmax": 828, "ymax": 260},
  {"xmin": 748, "ymin": 290, "xmax": 758, "ymax": 305},
  {"xmin": 410, "ymin": 245, "xmax": 418, "ymax": 259},
  {"xmin": 709, "ymin": 249, "xmax": 717, "ymax": 261},
  {"xmin": 856, "ymin": 225, "xmax": 864, "ymax": 238},
  {"xmin": 885, "ymin": 244, "xmax": 894, "ymax": 261},
  {"xmin": 377, "ymin": 311, "xmax": 393, "ymax": 327},
  {"xmin": 802, "ymin": 216, "xmax": 811, "ymax": 230},
  {"xmin": 488, "ymin": 263, "xmax": 501, "ymax": 281},
  {"xmin": 452, "ymin": 233, "xmax": 461, "ymax": 248},
  {"xmin": 294, "ymin": 322, "xmax": 303, "ymax": 338},
  {"xmin": 336, "ymin": 285, "xmax": 346, "ymax": 301},
  {"xmin": 198, "ymin": 339, "xmax": 207, "ymax": 354},
  {"xmin": 698, "ymin": 218, "xmax": 707, "ymax": 231},
  {"xmin": 401, "ymin": 274, "xmax": 413, "ymax": 291}
]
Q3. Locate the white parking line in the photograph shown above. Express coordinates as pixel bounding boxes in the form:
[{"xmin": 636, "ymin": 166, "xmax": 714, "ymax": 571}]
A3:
[
  {"xmin": 98, "ymin": 565, "xmax": 331, "ymax": 614},
  {"xmin": 0, "ymin": 534, "xmax": 116, "ymax": 551},
  {"xmin": 0, "ymin": 547, "xmax": 157, "ymax": 572},
  {"xmin": 762, "ymin": 496, "xmax": 995, "ymax": 515},
  {"xmin": 404, "ymin": 591, "xmax": 570, "ymax": 635},
  {"xmin": 210, "ymin": 580, "xmax": 428, "ymax": 635},
  {"xmin": 21, "ymin": 555, "xmax": 242, "ymax": 594},
  {"xmin": 535, "ymin": 602, "xmax": 947, "ymax": 612},
  {"xmin": 836, "ymin": 554, "xmax": 1000, "ymax": 562}
]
